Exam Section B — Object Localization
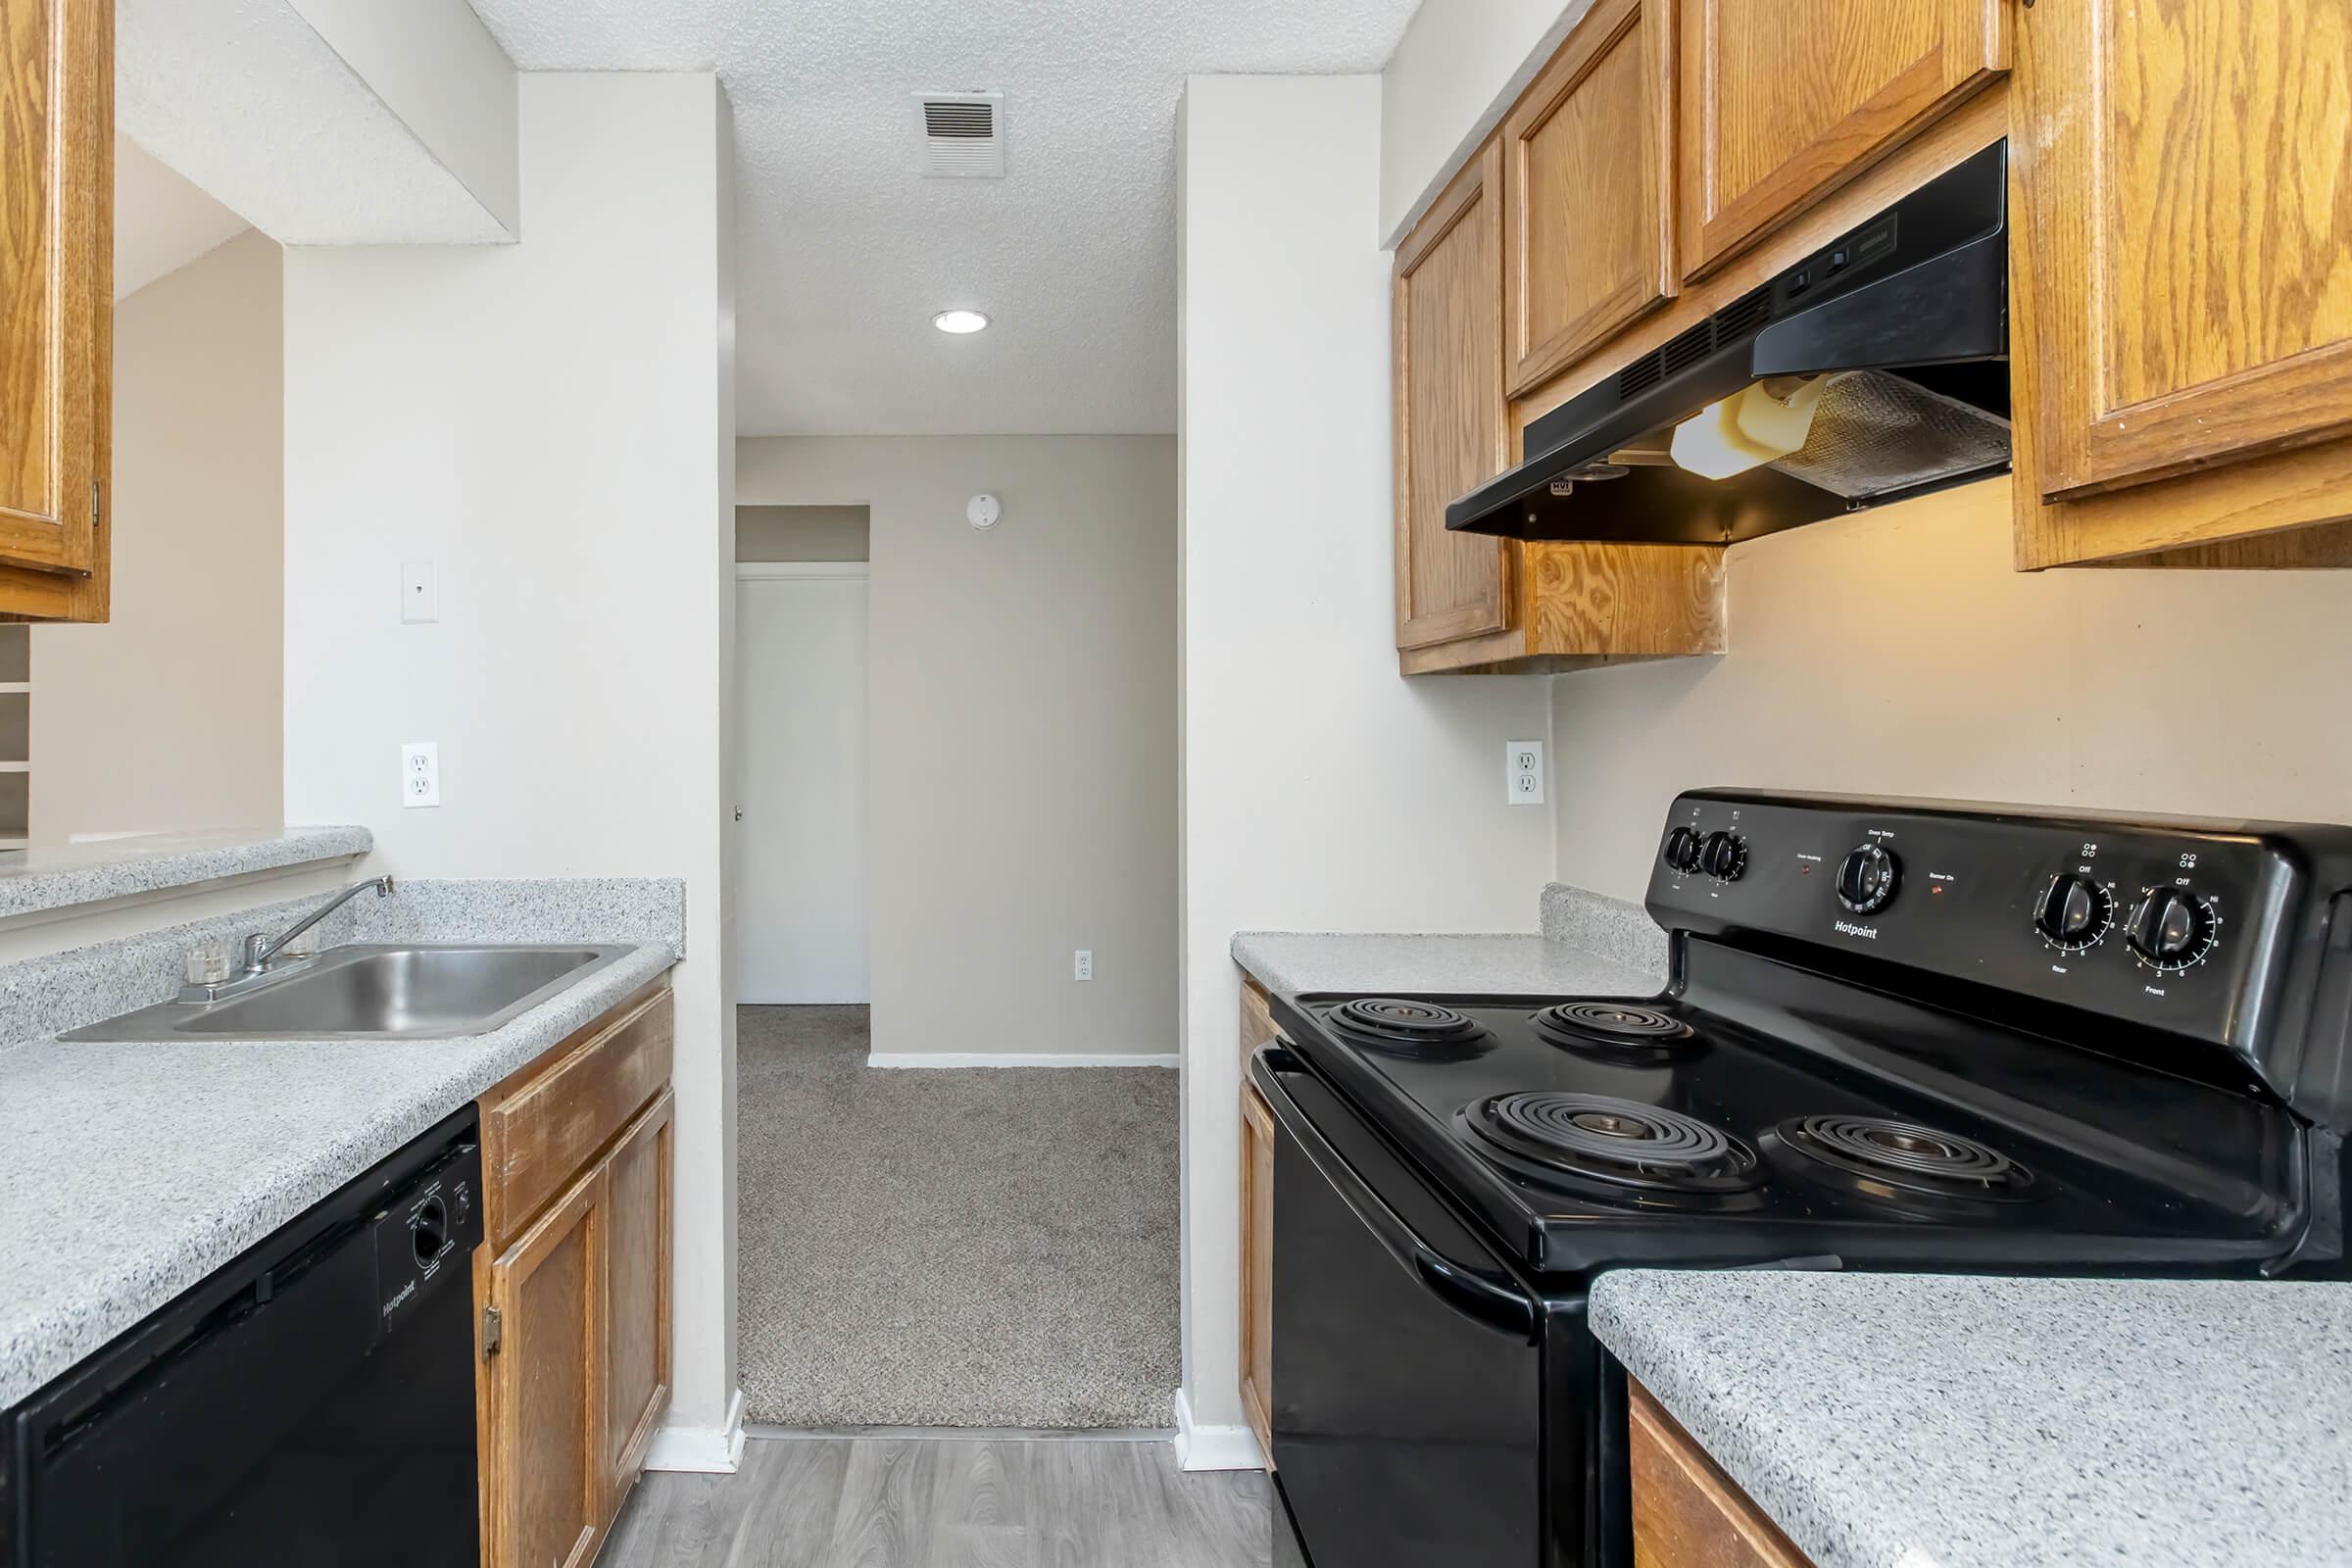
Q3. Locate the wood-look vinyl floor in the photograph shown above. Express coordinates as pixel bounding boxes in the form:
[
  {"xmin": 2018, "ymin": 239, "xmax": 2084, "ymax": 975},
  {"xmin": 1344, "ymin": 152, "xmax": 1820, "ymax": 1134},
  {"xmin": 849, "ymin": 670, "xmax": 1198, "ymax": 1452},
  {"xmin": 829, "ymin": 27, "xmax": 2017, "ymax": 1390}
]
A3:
[{"xmin": 605, "ymin": 1435, "xmax": 1274, "ymax": 1568}]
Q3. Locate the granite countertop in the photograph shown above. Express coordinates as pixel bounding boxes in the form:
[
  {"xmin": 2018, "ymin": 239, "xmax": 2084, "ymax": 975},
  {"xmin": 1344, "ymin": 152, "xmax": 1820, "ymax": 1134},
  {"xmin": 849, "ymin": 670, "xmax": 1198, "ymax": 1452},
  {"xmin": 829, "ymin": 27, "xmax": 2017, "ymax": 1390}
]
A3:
[
  {"xmin": 1592, "ymin": 1269, "xmax": 2352, "ymax": 1568},
  {"xmin": 0, "ymin": 880, "xmax": 685, "ymax": 1409},
  {"xmin": 1230, "ymin": 931, "xmax": 1661, "ymax": 998},
  {"xmin": 0, "ymin": 827, "xmax": 371, "ymax": 921},
  {"xmin": 1232, "ymin": 884, "xmax": 1670, "ymax": 998}
]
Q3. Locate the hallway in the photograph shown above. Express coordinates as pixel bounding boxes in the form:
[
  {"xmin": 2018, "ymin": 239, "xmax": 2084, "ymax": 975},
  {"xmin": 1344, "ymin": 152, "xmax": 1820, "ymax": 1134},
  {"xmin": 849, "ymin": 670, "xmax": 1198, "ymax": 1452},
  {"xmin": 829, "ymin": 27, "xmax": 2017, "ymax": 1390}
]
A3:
[{"xmin": 736, "ymin": 1006, "xmax": 1181, "ymax": 1428}]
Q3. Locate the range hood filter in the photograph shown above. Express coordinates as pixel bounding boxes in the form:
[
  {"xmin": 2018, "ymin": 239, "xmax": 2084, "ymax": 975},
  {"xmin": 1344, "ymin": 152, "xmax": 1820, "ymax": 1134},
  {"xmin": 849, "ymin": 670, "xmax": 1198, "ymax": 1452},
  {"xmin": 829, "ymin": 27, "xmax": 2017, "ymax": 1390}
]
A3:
[{"xmin": 1766, "ymin": 371, "xmax": 2012, "ymax": 502}]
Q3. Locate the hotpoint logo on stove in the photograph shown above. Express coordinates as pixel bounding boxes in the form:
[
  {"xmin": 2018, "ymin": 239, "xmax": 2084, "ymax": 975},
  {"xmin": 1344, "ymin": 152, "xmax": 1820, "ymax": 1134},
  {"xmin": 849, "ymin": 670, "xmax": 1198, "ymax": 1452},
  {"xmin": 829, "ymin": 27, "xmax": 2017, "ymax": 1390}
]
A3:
[{"xmin": 1833, "ymin": 920, "xmax": 1880, "ymax": 941}]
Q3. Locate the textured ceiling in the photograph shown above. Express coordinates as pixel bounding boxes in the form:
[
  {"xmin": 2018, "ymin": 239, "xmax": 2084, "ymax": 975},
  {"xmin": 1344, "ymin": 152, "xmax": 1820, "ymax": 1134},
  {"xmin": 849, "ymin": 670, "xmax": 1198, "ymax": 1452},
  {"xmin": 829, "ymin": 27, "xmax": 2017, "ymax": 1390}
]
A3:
[
  {"xmin": 466, "ymin": 0, "xmax": 1426, "ymax": 435},
  {"xmin": 119, "ymin": 0, "xmax": 512, "ymax": 244}
]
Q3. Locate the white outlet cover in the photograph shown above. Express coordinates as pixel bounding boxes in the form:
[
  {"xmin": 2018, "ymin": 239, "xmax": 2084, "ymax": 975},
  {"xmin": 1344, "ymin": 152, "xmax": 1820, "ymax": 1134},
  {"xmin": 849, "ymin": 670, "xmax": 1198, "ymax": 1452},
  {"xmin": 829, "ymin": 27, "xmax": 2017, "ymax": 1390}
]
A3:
[
  {"xmin": 401, "ymin": 741, "xmax": 441, "ymax": 808},
  {"xmin": 400, "ymin": 561, "xmax": 438, "ymax": 623},
  {"xmin": 1505, "ymin": 740, "xmax": 1545, "ymax": 806},
  {"xmin": 1074, "ymin": 948, "xmax": 1093, "ymax": 981}
]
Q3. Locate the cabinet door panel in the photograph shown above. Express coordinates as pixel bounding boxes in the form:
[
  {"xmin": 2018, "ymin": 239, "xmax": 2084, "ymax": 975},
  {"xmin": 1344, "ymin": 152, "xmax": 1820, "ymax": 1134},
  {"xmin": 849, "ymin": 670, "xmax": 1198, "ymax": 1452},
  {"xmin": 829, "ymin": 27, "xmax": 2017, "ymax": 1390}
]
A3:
[
  {"xmin": 604, "ymin": 1089, "xmax": 673, "ymax": 1508},
  {"xmin": 484, "ymin": 1163, "xmax": 606, "ymax": 1568},
  {"xmin": 1631, "ymin": 1380, "xmax": 1815, "ymax": 1567},
  {"xmin": 1239, "ymin": 1080, "xmax": 1275, "ymax": 1467},
  {"xmin": 1680, "ymin": 0, "xmax": 2007, "ymax": 278},
  {"xmin": 0, "ymin": 0, "xmax": 107, "ymax": 583},
  {"xmin": 1395, "ymin": 139, "xmax": 1510, "ymax": 650},
  {"xmin": 1504, "ymin": 0, "xmax": 1675, "ymax": 394},
  {"xmin": 2021, "ymin": 0, "xmax": 2352, "ymax": 501}
]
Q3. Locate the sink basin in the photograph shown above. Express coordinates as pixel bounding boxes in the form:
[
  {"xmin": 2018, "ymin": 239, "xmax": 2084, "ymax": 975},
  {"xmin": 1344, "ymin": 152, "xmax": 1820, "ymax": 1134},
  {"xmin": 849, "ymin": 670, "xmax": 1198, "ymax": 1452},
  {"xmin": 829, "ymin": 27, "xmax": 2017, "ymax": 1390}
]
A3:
[{"xmin": 60, "ymin": 944, "xmax": 630, "ymax": 1041}]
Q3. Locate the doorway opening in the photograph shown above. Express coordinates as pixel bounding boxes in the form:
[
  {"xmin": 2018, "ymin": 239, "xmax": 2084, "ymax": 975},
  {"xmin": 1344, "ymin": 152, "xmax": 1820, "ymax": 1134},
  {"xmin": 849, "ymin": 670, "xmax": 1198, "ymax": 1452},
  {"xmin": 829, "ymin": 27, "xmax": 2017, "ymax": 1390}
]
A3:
[{"xmin": 735, "ymin": 504, "xmax": 870, "ymax": 1003}]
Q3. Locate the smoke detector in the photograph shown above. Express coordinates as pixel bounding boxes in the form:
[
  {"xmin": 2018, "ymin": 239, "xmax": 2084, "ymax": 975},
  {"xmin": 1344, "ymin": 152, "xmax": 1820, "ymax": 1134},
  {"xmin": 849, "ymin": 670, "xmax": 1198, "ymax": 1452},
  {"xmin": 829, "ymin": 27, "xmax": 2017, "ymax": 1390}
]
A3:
[{"xmin": 917, "ymin": 91, "xmax": 1005, "ymax": 178}]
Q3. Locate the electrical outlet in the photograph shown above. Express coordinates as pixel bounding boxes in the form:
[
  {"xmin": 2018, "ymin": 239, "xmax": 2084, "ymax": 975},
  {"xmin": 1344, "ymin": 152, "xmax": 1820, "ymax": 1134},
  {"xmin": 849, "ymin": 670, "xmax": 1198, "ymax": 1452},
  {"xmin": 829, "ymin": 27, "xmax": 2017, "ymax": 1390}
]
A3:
[
  {"xmin": 1506, "ymin": 740, "xmax": 1545, "ymax": 806},
  {"xmin": 401, "ymin": 742, "xmax": 440, "ymax": 808},
  {"xmin": 400, "ymin": 561, "xmax": 438, "ymax": 623},
  {"xmin": 1074, "ymin": 949, "xmax": 1093, "ymax": 982}
]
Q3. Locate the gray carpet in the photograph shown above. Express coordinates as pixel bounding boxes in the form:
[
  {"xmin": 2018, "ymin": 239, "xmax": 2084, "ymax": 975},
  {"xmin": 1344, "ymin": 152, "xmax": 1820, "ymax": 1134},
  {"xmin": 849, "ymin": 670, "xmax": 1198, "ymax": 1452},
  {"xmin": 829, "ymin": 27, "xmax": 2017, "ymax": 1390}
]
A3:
[{"xmin": 737, "ymin": 1005, "xmax": 1181, "ymax": 1429}]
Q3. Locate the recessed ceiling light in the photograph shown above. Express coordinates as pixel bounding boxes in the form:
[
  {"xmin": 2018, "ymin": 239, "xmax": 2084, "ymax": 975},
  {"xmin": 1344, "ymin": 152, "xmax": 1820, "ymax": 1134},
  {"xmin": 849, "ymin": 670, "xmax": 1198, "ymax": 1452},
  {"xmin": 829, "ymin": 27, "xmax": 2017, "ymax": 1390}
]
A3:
[{"xmin": 933, "ymin": 309, "xmax": 990, "ymax": 334}]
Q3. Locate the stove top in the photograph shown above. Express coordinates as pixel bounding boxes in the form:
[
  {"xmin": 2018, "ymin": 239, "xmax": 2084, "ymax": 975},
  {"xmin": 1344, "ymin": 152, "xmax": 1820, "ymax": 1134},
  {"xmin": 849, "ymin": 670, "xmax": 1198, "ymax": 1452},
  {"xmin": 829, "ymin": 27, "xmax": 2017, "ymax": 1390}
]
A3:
[{"xmin": 1273, "ymin": 975, "xmax": 2307, "ymax": 1275}]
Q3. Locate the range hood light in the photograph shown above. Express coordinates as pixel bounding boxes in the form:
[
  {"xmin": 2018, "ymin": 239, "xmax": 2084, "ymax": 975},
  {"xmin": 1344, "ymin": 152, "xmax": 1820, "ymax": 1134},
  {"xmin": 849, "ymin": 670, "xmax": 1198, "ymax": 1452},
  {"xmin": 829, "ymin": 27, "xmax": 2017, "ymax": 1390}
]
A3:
[{"xmin": 1668, "ymin": 377, "xmax": 1828, "ymax": 480}]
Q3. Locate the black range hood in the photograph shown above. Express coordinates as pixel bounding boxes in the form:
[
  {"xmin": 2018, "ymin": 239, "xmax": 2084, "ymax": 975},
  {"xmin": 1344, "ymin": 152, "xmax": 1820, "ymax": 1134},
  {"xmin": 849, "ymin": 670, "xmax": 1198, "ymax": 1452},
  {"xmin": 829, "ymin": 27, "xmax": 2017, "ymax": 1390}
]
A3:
[{"xmin": 1446, "ymin": 139, "xmax": 2011, "ymax": 546}]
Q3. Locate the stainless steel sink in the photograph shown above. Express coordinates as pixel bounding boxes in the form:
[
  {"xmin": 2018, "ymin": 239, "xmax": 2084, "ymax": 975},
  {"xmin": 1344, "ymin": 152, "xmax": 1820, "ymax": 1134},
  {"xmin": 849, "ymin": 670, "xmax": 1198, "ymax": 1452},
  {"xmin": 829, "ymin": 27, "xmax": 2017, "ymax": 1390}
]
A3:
[{"xmin": 60, "ymin": 944, "xmax": 631, "ymax": 1041}]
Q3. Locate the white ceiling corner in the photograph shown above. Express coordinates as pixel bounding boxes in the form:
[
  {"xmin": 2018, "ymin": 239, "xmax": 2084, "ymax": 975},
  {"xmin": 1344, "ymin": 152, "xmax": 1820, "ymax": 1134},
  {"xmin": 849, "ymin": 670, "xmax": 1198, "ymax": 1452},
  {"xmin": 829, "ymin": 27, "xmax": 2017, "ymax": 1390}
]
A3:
[
  {"xmin": 117, "ymin": 0, "xmax": 512, "ymax": 246},
  {"xmin": 114, "ymin": 135, "xmax": 254, "ymax": 301},
  {"xmin": 465, "ymin": 0, "xmax": 1426, "ymax": 436}
]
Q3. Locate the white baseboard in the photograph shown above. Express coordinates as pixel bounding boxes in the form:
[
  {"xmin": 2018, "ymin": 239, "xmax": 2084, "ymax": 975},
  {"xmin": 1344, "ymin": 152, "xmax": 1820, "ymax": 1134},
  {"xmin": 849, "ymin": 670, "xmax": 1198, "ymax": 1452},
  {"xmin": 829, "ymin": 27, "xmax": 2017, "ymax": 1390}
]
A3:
[
  {"xmin": 645, "ymin": 1388, "xmax": 747, "ymax": 1474},
  {"xmin": 866, "ymin": 1052, "xmax": 1180, "ymax": 1068},
  {"xmin": 1171, "ymin": 1388, "xmax": 1264, "ymax": 1472}
]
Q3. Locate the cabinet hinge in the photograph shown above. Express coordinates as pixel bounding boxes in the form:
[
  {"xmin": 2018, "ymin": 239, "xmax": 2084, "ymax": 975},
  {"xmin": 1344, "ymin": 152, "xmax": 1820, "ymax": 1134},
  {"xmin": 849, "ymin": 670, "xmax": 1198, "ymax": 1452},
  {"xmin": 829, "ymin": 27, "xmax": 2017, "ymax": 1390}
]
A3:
[
  {"xmin": 481, "ymin": 1303, "xmax": 502, "ymax": 1356},
  {"xmin": 90, "ymin": 482, "xmax": 101, "ymax": 525}
]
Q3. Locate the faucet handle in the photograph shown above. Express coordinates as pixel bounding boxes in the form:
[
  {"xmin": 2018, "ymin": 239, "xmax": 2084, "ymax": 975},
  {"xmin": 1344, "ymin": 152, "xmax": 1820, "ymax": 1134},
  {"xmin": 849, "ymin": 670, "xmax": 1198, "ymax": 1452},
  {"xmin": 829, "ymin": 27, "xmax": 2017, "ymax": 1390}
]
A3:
[{"xmin": 184, "ymin": 942, "xmax": 231, "ymax": 986}]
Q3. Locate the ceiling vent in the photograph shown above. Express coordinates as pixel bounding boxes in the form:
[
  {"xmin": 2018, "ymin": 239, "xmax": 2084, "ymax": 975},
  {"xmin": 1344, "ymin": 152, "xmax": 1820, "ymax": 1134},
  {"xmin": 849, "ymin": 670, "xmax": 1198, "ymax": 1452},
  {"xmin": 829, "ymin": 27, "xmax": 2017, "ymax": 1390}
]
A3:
[{"xmin": 916, "ymin": 91, "xmax": 1005, "ymax": 178}]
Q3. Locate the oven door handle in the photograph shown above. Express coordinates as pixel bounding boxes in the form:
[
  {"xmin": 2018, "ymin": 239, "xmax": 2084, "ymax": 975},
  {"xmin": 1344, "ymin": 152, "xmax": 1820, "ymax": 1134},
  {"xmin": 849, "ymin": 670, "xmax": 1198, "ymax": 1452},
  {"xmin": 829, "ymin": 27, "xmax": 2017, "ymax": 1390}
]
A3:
[{"xmin": 1258, "ymin": 1058, "xmax": 1539, "ymax": 1344}]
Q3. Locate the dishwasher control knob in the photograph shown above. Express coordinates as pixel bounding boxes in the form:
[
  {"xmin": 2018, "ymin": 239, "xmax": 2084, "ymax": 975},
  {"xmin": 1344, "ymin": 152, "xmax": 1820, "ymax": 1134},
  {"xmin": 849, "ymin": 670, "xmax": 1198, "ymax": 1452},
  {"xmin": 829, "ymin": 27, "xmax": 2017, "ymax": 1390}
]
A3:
[
  {"xmin": 1699, "ymin": 831, "xmax": 1747, "ymax": 881},
  {"xmin": 412, "ymin": 1196, "xmax": 450, "ymax": 1267},
  {"xmin": 1836, "ymin": 844, "xmax": 1900, "ymax": 914}
]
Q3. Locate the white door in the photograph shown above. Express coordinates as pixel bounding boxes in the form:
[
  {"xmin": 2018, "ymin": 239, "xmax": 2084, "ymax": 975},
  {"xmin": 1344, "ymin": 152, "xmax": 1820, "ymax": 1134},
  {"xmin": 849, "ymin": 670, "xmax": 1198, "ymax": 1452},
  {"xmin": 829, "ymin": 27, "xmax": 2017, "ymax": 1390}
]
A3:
[{"xmin": 735, "ymin": 571, "xmax": 868, "ymax": 1003}]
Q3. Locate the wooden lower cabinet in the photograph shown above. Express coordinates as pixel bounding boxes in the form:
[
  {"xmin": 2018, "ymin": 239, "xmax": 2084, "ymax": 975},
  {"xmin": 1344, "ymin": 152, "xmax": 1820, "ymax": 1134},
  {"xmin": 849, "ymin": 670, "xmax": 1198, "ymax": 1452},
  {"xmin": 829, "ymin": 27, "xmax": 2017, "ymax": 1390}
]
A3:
[
  {"xmin": 1630, "ymin": 1379, "xmax": 1816, "ymax": 1568},
  {"xmin": 603, "ymin": 1092, "xmax": 674, "ymax": 1494},
  {"xmin": 475, "ymin": 981, "xmax": 675, "ymax": 1568},
  {"xmin": 481, "ymin": 1160, "xmax": 609, "ymax": 1568},
  {"xmin": 1239, "ymin": 977, "xmax": 1279, "ymax": 1467},
  {"xmin": 1239, "ymin": 1080, "xmax": 1276, "ymax": 1465}
]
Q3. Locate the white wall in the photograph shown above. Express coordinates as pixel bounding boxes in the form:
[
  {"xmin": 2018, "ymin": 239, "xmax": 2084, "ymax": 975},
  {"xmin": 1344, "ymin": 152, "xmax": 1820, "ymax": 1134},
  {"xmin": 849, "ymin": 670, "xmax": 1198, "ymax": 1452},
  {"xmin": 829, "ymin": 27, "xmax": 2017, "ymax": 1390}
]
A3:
[
  {"xmin": 1380, "ymin": 0, "xmax": 1592, "ymax": 243},
  {"xmin": 1177, "ymin": 74, "xmax": 1556, "ymax": 1448},
  {"xmin": 34, "ymin": 229, "xmax": 283, "ymax": 843},
  {"xmin": 1552, "ymin": 479, "xmax": 2352, "ymax": 898},
  {"xmin": 736, "ymin": 436, "xmax": 1180, "ymax": 1063},
  {"xmin": 283, "ymin": 73, "xmax": 739, "ymax": 1441}
]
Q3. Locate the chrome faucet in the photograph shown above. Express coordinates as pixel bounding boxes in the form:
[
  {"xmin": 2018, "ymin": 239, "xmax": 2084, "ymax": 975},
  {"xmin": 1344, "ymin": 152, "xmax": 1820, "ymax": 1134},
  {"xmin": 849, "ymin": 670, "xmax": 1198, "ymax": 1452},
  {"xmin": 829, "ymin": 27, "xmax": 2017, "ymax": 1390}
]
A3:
[{"xmin": 242, "ymin": 876, "xmax": 395, "ymax": 974}]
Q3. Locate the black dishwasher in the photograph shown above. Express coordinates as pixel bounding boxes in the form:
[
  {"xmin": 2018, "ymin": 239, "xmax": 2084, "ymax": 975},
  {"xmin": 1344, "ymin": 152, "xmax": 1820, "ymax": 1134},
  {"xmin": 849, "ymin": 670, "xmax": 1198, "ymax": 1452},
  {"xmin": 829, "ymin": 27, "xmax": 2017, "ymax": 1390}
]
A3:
[{"xmin": 2, "ymin": 1104, "xmax": 484, "ymax": 1567}]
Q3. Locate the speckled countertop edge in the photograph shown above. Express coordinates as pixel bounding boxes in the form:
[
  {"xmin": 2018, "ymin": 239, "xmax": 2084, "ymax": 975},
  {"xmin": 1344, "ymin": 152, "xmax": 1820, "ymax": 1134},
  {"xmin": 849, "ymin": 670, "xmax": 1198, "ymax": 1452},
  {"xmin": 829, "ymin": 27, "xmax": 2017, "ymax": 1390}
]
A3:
[
  {"xmin": 0, "ymin": 827, "xmax": 372, "ymax": 920},
  {"xmin": 0, "ymin": 887, "xmax": 681, "ymax": 1407},
  {"xmin": 1592, "ymin": 1269, "xmax": 2352, "ymax": 1568},
  {"xmin": 1231, "ymin": 883, "xmax": 1668, "ymax": 998}
]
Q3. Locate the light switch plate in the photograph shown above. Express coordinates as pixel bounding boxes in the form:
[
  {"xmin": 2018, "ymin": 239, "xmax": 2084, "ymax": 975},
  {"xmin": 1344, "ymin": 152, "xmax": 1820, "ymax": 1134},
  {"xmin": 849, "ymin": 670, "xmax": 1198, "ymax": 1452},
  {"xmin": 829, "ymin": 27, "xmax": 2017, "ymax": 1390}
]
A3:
[
  {"xmin": 400, "ymin": 561, "xmax": 438, "ymax": 623},
  {"xmin": 401, "ymin": 742, "xmax": 440, "ymax": 808},
  {"xmin": 1506, "ymin": 740, "xmax": 1545, "ymax": 806}
]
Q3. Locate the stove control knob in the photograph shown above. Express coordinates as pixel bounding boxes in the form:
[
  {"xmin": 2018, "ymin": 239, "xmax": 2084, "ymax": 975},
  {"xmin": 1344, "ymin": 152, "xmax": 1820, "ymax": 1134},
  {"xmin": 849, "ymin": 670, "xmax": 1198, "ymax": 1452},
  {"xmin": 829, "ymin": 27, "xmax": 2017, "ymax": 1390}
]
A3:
[
  {"xmin": 1700, "ymin": 831, "xmax": 1747, "ymax": 881},
  {"xmin": 2034, "ymin": 872, "xmax": 2113, "ymax": 952},
  {"xmin": 1662, "ymin": 827, "xmax": 1703, "ymax": 874},
  {"xmin": 1836, "ymin": 844, "xmax": 1900, "ymax": 913},
  {"xmin": 2125, "ymin": 887, "xmax": 2217, "ymax": 971}
]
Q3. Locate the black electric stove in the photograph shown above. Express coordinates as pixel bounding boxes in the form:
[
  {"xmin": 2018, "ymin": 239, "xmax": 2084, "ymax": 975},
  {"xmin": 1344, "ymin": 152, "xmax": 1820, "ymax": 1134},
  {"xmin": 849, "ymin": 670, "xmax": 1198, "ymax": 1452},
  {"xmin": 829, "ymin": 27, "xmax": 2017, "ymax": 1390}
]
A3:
[{"xmin": 1254, "ymin": 790, "xmax": 2352, "ymax": 1568}]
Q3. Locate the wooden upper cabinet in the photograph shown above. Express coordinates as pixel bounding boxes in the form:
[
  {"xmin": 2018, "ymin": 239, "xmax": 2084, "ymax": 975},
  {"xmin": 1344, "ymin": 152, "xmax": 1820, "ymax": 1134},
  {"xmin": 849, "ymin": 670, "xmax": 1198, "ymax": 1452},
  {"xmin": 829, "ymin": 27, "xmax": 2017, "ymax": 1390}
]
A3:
[
  {"xmin": 1678, "ymin": 0, "xmax": 2008, "ymax": 279},
  {"xmin": 0, "ymin": 0, "xmax": 109, "ymax": 619},
  {"xmin": 2018, "ymin": 0, "xmax": 2352, "ymax": 503},
  {"xmin": 1502, "ymin": 0, "xmax": 1676, "ymax": 395},
  {"xmin": 1395, "ymin": 138, "xmax": 1511, "ymax": 651}
]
